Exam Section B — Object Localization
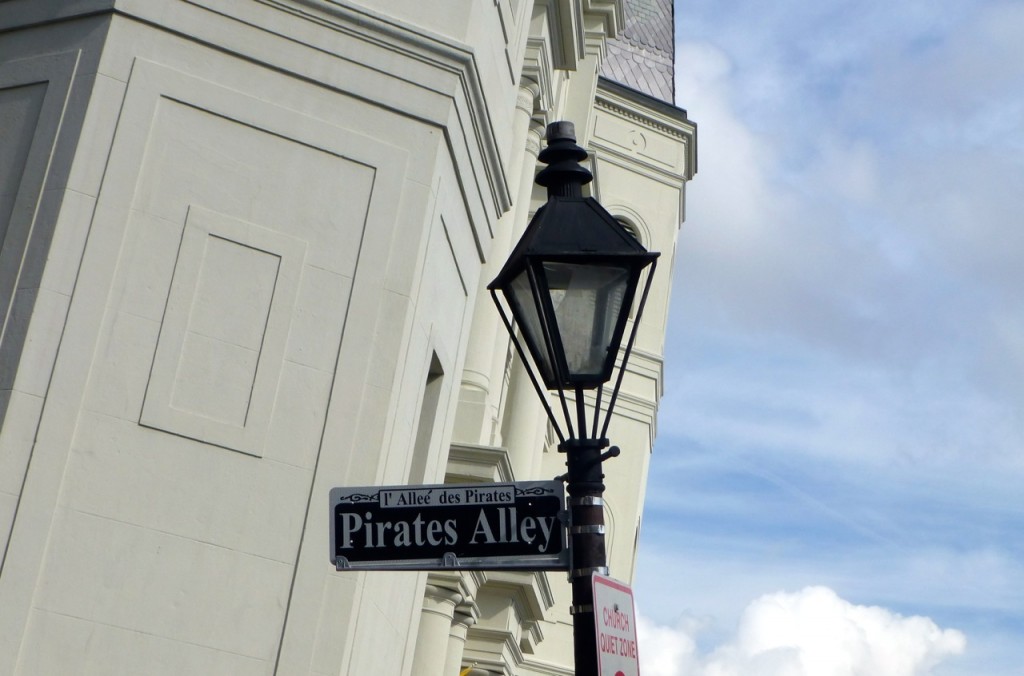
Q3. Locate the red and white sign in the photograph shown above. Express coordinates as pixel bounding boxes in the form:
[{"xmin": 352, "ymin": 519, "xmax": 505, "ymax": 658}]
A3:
[{"xmin": 592, "ymin": 573, "xmax": 640, "ymax": 676}]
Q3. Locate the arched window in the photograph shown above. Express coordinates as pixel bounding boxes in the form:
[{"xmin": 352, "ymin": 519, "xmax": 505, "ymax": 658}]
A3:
[
  {"xmin": 617, "ymin": 218, "xmax": 641, "ymax": 244},
  {"xmin": 615, "ymin": 218, "xmax": 645, "ymax": 320}
]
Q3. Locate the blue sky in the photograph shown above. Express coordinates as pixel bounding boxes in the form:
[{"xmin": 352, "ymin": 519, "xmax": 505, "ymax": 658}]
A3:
[{"xmin": 634, "ymin": 0, "xmax": 1024, "ymax": 673}]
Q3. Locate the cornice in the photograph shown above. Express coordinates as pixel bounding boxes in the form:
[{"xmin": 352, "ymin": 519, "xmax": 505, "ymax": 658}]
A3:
[
  {"xmin": 522, "ymin": 38, "xmax": 553, "ymax": 117},
  {"xmin": 583, "ymin": 0, "xmax": 624, "ymax": 40},
  {"xmin": 480, "ymin": 570, "xmax": 556, "ymax": 616},
  {"xmin": 446, "ymin": 442, "xmax": 515, "ymax": 483},
  {"xmin": 95, "ymin": 0, "xmax": 514, "ymax": 223},
  {"xmin": 596, "ymin": 76, "xmax": 697, "ymax": 180},
  {"xmin": 266, "ymin": 0, "xmax": 514, "ymax": 214},
  {"xmin": 541, "ymin": 0, "xmax": 622, "ymax": 70},
  {"xmin": 595, "ymin": 79, "xmax": 694, "ymax": 140}
]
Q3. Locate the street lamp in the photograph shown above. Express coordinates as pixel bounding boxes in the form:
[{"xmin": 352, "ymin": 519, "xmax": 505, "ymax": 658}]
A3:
[{"xmin": 489, "ymin": 121, "xmax": 658, "ymax": 675}]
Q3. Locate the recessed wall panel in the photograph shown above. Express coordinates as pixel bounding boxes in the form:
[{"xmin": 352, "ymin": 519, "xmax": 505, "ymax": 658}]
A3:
[
  {"xmin": 33, "ymin": 60, "xmax": 387, "ymax": 669},
  {"xmin": 0, "ymin": 50, "xmax": 77, "ymax": 574},
  {"xmin": 0, "ymin": 83, "xmax": 46, "ymax": 246},
  {"xmin": 140, "ymin": 206, "xmax": 305, "ymax": 456}
]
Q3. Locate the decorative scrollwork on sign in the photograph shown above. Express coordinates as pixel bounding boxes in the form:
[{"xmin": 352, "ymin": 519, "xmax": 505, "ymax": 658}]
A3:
[
  {"xmin": 340, "ymin": 491, "xmax": 381, "ymax": 503},
  {"xmin": 516, "ymin": 486, "xmax": 552, "ymax": 497}
]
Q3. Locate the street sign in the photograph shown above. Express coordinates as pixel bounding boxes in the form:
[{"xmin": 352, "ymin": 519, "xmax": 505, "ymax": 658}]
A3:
[
  {"xmin": 330, "ymin": 481, "xmax": 568, "ymax": 570},
  {"xmin": 592, "ymin": 573, "xmax": 640, "ymax": 676}
]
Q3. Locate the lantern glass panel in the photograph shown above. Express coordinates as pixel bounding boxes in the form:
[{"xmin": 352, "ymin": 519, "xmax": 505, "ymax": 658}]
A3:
[
  {"xmin": 542, "ymin": 262, "xmax": 630, "ymax": 381},
  {"xmin": 508, "ymin": 268, "xmax": 557, "ymax": 385}
]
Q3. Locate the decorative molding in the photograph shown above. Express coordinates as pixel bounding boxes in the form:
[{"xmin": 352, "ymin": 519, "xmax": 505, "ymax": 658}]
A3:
[
  {"xmin": 594, "ymin": 94, "xmax": 692, "ymax": 142},
  {"xmin": 459, "ymin": 651, "xmax": 514, "ymax": 676},
  {"xmin": 595, "ymin": 77, "xmax": 697, "ymax": 181},
  {"xmin": 546, "ymin": 0, "xmax": 583, "ymax": 69},
  {"xmin": 582, "ymin": 0, "xmax": 623, "ymax": 39},
  {"xmin": 515, "ymin": 80, "xmax": 539, "ymax": 116},
  {"xmin": 597, "ymin": 77, "xmax": 694, "ymax": 131},
  {"xmin": 518, "ymin": 657, "xmax": 575, "ymax": 676},
  {"xmin": 106, "ymin": 0, "xmax": 513, "ymax": 230},
  {"xmin": 423, "ymin": 584, "xmax": 465, "ymax": 609},
  {"xmin": 520, "ymin": 618, "xmax": 544, "ymax": 654},
  {"xmin": 429, "ymin": 570, "xmax": 488, "ymax": 621},
  {"xmin": 458, "ymin": 571, "xmax": 555, "ymax": 670},
  {"xmin": 262, "ymin": 0, "xmax": 513, "ymax": 214},
  {"xmin": 454, "ymin": 608, "xmax": 478, "ymax": 629},
  {"xmin": 524, "ymin": 119, "xmax": 546, "ymax": 158},
  {"xmin": 446, "ymin": 442, "xmax": 515, "ymax": 483},
  {"xmin": 600, "ymin": 104, "xmax": 685, "ymax": 141},
  {"xmin": 521, "ymin": 39, "xmax": 552, "ymax": 116},
  {"xmin": 480, "ymin": 570, "xmax": 556, "ymax": 616},
  {"xmin": 541, "ymin": 0, "xmax": 619, "ymax": 70}
]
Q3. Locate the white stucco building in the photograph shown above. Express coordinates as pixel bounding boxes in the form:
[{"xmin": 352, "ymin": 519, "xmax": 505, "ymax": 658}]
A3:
[{"xmin": 0, "ymin": 0, "xmax": 695, "ymax": 673}]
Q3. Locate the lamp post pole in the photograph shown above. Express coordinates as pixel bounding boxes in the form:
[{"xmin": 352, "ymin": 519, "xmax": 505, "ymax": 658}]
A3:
[
  {"xmin": 565, "ymin": 436, "xmax": 611, "ymax": 675},
  {"xmin": 489, "ymin": 120, "xmax": 658, "ymax": 676}
]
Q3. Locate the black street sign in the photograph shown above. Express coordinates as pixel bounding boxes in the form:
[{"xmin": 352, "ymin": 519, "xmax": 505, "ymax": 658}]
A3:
[{"xmin": 330, "ymin": 481, "xmax": 568, "ymax": 570}]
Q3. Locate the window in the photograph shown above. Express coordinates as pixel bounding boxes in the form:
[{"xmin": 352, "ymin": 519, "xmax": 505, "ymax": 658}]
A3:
[{"xmin": 409, "ymin": 353, "xmax": 444, "ymax": 483}]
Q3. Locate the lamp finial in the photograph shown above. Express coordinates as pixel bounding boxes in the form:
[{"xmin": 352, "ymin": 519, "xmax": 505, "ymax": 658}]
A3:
[{"xmin": 536, "ymin": 120, "xmax": 593, "ymax": 197}]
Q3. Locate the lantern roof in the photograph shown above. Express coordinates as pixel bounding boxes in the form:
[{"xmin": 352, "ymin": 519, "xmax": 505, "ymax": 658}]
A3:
[{"xmin": 489, "ymin": 198, "xmax": 655, "ymax": 290}]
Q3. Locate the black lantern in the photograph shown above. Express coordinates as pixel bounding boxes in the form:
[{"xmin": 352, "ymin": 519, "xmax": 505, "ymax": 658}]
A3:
[
  {"xmin": 489, "ymin": 121, "xmax": 658, "ymax": 443},
  {"xmin": 489, "ymin": 121, "xmax": 659, "ymax": 676}
]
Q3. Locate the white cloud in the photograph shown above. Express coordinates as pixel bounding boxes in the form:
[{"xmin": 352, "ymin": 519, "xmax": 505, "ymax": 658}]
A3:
[
  {"xmin": 636, "ymin": 614, "xmax": 701, "ymax": 676},
  {"xmin": 639, "ymin": 587, "xmax": 966, "ymax": 676}
]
